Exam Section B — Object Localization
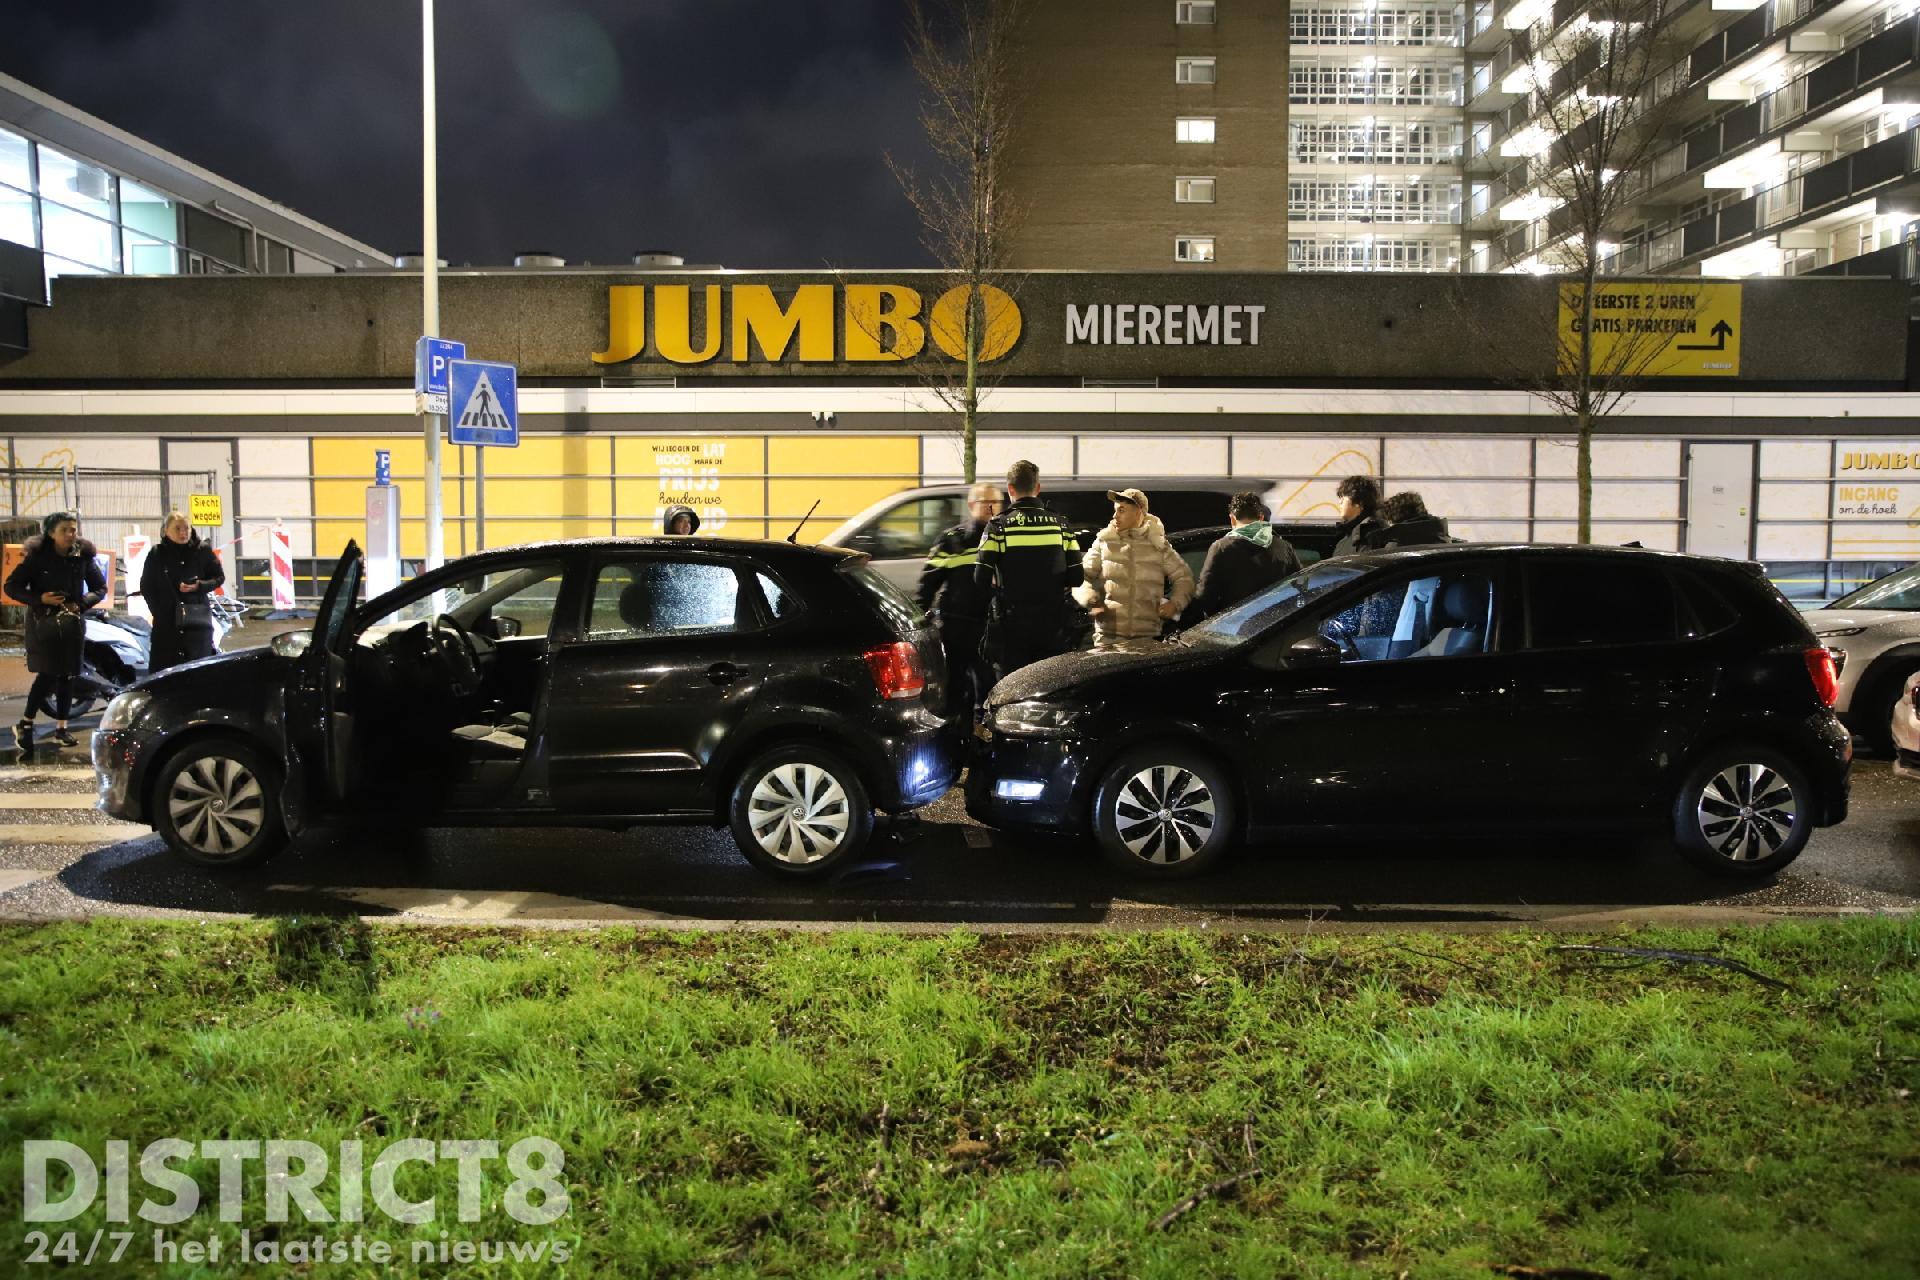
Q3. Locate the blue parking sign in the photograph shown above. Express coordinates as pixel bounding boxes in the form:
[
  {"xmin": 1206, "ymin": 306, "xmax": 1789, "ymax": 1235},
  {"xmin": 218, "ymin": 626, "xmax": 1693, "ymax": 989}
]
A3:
[
  {"xmin": 414, "ymin": 336, "xmax": 466, "ymax": 414},
  {"xmin": 447, "ymin": 359, "xmax": 519, "ymax": 447}
]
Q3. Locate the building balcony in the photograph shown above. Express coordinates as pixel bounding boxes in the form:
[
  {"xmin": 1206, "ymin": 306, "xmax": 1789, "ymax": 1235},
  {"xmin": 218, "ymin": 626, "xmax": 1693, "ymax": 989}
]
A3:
[
  {"xmin": 1664, "ymin": 123, "xmax": 1920, "ymax": 268},
  {"xmin": 1619, "ymin": 14, "xmax": 1920, "ymax": 216}
]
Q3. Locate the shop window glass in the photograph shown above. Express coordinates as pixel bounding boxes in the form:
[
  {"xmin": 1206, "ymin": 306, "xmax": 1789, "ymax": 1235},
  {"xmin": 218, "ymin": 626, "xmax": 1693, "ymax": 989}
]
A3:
[
  {"xmin": 0, "ymin": 184, "xmax": 34, "ymax": 249},
  {"xmin": 0, "ymin": 129, "xmax": 30, "ymax": 192},
  {"xmin": 122, "ymin": 228, "xmax": 177, "ymax": 274},
  {"xmin": 41, "ymin": 204, "xmax": 115, "ymax": 270},
  {"xmin": 36, "ymin": 146, "xmax": 112, "ymax": 219},
  {"xmin": 118, "ymin": 180, "xmax": 177, "ymax": 240}
]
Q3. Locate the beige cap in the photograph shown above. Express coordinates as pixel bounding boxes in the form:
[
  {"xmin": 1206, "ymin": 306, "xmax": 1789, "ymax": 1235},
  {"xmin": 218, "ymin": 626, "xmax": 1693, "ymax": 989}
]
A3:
[{"xmin": 1105, "ymin": 487, "xmax": 1149, "ymax": 512}]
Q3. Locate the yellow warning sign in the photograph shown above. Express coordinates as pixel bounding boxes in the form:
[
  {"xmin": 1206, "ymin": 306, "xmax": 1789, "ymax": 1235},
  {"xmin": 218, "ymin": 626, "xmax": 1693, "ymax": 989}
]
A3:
[
  {"xmin": 1557, "ymin": 282, "xmax": 1741, "ymax": 377},
  {"xmin": 189, "ymin": 493, "xmax": 223, "ymax": 525}
]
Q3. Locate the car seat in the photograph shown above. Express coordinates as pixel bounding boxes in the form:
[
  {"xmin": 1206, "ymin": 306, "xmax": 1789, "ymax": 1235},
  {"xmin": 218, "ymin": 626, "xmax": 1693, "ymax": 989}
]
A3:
[{"xmin": 1416, "ymin": 579, "xmax": 1490, "ymax": 658}]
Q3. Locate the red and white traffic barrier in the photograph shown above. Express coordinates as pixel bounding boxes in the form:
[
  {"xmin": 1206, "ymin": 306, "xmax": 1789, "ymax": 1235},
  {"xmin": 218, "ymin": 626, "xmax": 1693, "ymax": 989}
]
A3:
[{"xmin": 270, "ymin": 522, "xmax": 296, "ymax": 610}]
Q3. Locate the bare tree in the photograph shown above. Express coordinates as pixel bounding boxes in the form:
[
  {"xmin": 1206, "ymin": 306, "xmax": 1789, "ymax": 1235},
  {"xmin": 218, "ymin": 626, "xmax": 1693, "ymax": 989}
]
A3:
[
  {"xmin": 1496, "ymin": 0, "xmax": 1696, "ymax": 540},
  {"xmin": 883, "ymin": 0, "xmax": 1026, "ymax": 484}
]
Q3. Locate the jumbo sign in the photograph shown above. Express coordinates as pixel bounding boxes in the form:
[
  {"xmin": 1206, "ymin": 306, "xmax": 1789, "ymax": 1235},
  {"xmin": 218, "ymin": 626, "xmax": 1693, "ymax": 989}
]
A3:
[{"xmin": 590, "ymin": 282, "xmax": 1022, "ymax": 366}]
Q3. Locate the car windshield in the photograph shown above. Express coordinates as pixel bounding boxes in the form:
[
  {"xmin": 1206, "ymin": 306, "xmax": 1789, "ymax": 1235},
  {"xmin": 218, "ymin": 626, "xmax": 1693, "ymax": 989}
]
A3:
[
  {"xmin": 1831, "ymin": 563, "xmax": 1920, "ymax": 611},
  {"xmin": 1185, "ymin": 562, "xmax": 1369, "ymax": 645}
]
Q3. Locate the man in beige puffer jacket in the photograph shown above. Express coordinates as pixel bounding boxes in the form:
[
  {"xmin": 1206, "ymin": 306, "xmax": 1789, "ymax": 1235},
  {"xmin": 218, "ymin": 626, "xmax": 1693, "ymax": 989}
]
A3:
[{"xmin": 1075, "ymin": 488, "xmax": 1195, "ymax": 653}]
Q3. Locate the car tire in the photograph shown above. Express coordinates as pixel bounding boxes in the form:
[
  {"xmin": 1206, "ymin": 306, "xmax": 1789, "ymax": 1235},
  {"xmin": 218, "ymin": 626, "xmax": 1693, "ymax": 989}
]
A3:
[
  {"xmin": 153, "ymin": 737, "xmax": 286, "ymax": 868},
  {"xmin": 1671, "ymin": 745, "xmax": 1814, "ymax": 878},
  {"xmin": 728, "ymin": 744, "xmax": 875, "ymax": 878},
  {"xmin": 1090, "ymin": 745, "xmax": 1237, "ymax": 878}
]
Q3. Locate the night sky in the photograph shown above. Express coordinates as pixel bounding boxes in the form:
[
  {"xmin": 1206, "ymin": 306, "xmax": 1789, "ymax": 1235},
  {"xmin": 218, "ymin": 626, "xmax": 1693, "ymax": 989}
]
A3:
[{"xmin": 2, "ymin": 0, "xmax": 937, "ymax": 269}]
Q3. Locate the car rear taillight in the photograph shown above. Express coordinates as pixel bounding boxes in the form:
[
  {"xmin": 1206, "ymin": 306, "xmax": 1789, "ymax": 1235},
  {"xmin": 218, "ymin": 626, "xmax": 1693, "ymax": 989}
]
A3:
[
  {"xmin": 863, "ymin": 642, "xmax": 925, "ymax": 700},
  {"xmin": 1805, "ymin": 646, "xmax": 1840, "ymax": 708}
]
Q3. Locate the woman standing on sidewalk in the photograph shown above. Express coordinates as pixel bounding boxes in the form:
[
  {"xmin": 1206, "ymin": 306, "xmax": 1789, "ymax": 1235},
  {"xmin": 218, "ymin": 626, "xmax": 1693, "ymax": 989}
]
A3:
[
  {"xmin": 141, "ymin": 511, "xmax": 225, "ymax": 672},
  {"xmin": 4, "ymin": 512, "xmax": 106, "ymax": 751}
]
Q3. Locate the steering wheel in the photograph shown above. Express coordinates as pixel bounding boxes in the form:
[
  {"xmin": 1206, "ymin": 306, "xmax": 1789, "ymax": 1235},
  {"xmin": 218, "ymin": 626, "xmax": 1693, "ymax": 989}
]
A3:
[
  {"xmin": 1321, "ymin": 617, "xmax": 1362, "ymax": 658},
  {"xmin": 425, "ymin": 612, "xmax": 484, "ymax": 695}
]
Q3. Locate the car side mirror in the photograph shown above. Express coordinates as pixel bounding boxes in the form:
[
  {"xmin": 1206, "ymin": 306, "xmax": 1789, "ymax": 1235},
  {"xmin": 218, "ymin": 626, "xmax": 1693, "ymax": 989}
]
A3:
[
  {"xmin": 1286, "ymin": 635, "xmax": 1343, "ymax": 667},
  {"xmin": 494, "ymin": 616, "xmax": 523, "ymax": 639},
  {"xmin": 271, "ymin": 631, "xmax": 312, "ymax": 659}
]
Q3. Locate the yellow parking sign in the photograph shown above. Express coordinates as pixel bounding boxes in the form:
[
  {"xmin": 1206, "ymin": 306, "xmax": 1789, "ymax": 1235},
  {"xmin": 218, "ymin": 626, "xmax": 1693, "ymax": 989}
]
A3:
[
  {"xmin": 1557, "ymin": 282, "xmax": 1741, "ymax": 377},
  {"xmin": 189, "ymin": 493, "xmax": 223, "ymax": 526}
]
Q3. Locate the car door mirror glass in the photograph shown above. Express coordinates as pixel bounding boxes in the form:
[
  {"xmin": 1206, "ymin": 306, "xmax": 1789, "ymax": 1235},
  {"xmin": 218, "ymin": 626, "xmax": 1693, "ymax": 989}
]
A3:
[
  {"xmin": 1287, "ymin": 635, "xmax": 1343, "ymax": 667},
  {"xmin": 493, "ymin": 616, "xmax": 523, "ymax": 639}
]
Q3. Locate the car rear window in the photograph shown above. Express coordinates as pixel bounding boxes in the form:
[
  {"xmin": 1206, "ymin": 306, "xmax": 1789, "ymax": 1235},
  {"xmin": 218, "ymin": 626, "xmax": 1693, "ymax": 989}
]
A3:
[
  {"xmin": 1673, "ymin": 569, "xmax": 1741, "ymax": 638},
  {"xmin": 841, "ymin": 562, "xmax": 926, "ymax": 638},
  {"xmin": 1523, "ymin": 561, "xmax": 1678, "ymax": 650}
]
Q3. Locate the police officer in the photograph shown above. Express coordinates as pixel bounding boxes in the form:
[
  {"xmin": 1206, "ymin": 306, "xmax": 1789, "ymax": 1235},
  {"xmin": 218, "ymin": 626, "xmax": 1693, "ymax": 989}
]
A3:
[
  {"xmin": 973, "ymin": 460, "xmax": 1081, "ymax": 679},
  {"xmin": 916, "ymin": 482, "xmax": 1004, "ymax": 722}
]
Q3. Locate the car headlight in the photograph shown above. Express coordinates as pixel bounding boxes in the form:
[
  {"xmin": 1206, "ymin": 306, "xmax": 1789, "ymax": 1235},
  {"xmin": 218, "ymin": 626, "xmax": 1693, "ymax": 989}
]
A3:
[
  {"xmin": 992, "ymin": 700, "xmax": 1085, "ymax": 736},
  {"xmin": 99, "ymin": 690, "xmax": 153, "ymax": 733},
  {"xmin": 1815, "ymin": 627, "xmax": 1865, "ymax": 639}
]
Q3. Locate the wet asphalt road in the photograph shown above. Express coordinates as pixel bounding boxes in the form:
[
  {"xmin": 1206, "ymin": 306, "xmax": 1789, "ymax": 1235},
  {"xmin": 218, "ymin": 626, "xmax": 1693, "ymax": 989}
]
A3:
[{"xmin": 0, "ymin": 722, "xmax": 1914, "ymax": 932}]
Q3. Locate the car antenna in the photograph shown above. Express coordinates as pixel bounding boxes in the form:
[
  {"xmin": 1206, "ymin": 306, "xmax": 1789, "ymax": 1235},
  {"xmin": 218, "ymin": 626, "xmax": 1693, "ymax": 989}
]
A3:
[{"xmin": 786, "ymin": 498, "xmax": 822, "ymax": 545}]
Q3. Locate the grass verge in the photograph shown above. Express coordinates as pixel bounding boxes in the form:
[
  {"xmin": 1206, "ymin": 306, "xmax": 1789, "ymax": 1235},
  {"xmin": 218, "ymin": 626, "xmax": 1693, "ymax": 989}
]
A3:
[{"xmin": 0, "ymin": 917, "xmax": 1916, "ymax": 1278}]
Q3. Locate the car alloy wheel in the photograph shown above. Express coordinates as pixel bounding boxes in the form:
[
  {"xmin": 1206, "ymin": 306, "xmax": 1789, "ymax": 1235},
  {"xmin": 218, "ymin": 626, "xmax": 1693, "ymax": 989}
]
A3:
[
  {"xmin": 1091, "ymin": 745, "xmax": 1237, "ymax": 878},
  {"xmin": 1672, "ymin": 745, "xmax": 1813, "ymax": 878},
  {"xmin": 1115, "ymin": 764, "xmax": 1217, "ymax": 865},
  {"xmin": 1694, "ymin": 762, "xmax": 1797, "ymax": 863},
  {"xmin": 168, "ymin": 754, "xmax": 268, "ymax": 861},
  {"xmin": 747, "ymin": 762, "xmax": 851, "ymax": 864}
]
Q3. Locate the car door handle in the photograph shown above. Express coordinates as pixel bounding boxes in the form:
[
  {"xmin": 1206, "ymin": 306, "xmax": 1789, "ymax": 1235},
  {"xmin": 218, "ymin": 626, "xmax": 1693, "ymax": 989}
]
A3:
[{"xmin": 707, "ymin": 662, "xmax": 745, "ymax": 685}]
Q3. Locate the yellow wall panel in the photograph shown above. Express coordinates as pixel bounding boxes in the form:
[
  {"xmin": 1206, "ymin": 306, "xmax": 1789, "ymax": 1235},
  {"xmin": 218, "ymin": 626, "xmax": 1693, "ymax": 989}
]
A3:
[
  {"xmin": 614, "ymin": 435, "xmax": 768, "ymax": 537},
  {"xmin": 768, "ymin": 435, "xmax": 917, "ymax": 476}
]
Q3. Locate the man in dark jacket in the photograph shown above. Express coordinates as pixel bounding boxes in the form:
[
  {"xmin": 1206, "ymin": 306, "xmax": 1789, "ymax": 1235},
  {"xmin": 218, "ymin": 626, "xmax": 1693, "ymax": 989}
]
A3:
[
  {"xmin": 141, "ymin": 511, "xmax": 227, "ymax": 672},
  {"xmin": 1331, "ymin": 474, "xmax": 1386, "ymax": 556},
  {"xmin": 973, "ymin": 460, "xmax": 1081, "ymax": 679},
  {"xmin": 1194, "ymin": 491, "xmax": 1302, "ymax": 617},
  {"xmin": 1374, "ymin": 491, "xmax": 1453, "ymax": 547},
  {"xmin": 4, "ymin": 512, "xmax": 106, "ymax": 751},
  {"xmin": 916, "ymin": 482, "xmax": 1004, "ymax": 720},
  {"xmin": 663, "ymin": 505, "xmax": 702, "ymax": 535}
]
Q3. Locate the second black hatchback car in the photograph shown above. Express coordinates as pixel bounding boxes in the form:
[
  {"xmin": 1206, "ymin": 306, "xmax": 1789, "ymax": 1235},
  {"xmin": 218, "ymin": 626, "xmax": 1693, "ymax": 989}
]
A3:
[
  {"xmin": 95, "ymin": 537, "xmax": 957, "ymax": 877},
  {"xmin": 967, "ymin": 545, "xmax": 1851, "ymax": 878}
]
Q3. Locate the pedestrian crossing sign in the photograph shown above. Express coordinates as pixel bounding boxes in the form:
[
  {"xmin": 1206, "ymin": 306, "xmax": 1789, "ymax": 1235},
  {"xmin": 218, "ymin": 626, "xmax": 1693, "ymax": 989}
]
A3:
[{"xmin": 447, "ymin": 358, "xmax": 519, "ymax": 447}]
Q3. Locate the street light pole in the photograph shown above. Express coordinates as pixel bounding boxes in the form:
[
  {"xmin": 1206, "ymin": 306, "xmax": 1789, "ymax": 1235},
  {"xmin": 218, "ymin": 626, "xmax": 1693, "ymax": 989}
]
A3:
[{"xmin": 421, "ymin": 0, "xmax": 445, "ymax": 571}]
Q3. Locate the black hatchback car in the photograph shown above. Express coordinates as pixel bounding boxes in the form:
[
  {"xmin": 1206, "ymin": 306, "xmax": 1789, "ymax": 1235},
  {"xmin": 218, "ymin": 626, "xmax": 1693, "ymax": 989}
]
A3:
[
  {"xmin": 967, "ymin": 545, "xmax": 1851, "ymax": 879},
  {"xmin": 94, "ymin": 537, "xmax": 957, "ymax": 877}
]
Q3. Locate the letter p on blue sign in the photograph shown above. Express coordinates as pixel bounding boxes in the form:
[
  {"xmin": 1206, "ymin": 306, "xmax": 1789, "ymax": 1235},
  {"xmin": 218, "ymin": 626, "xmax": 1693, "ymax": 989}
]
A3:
[{"xmin": 414, "ymin": 336, "xmax": 466, "ymax": 415}]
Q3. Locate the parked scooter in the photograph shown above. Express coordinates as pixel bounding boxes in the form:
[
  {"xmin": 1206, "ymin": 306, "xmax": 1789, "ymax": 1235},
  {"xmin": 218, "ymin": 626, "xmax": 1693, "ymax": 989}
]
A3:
[{"xmin": 67, "ymin": 595, "xmax": 249, "ymax": 718}]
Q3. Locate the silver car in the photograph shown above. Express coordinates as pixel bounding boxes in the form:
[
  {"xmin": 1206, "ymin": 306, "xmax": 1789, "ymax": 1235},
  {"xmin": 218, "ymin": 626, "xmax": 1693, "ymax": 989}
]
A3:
[
  {"xmin": 822, "ymin": 477, "xmax": 1293, "ymax": 593},
  {"xmin": 1805, "ymin": 562, "xmax": 1920, "ymax": 747}
]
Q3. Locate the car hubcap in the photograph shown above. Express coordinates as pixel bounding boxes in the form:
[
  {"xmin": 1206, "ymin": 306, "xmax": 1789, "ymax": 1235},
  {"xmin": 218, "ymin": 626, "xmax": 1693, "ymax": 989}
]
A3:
[
  {"xmin": 168, "ymin": 756, "xmax": 265, "ymax": 860},
  {"xmin": 748, "ymin": 763, "xmax": 850, "ymax": 864},
  {"xmin": 1115, "ymin": 765, "xmax": 1216, "ymax": 864},
  {"xmin": 1697, "ymin": 763, "xmax": 1797, "ymax": 862}
]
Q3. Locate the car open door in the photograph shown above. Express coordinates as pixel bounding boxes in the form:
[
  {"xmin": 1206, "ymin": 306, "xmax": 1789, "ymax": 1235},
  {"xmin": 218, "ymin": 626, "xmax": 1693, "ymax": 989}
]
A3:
[{"xmin": 281, "ymin": 542, "xmax": 363, "ymax": 836}]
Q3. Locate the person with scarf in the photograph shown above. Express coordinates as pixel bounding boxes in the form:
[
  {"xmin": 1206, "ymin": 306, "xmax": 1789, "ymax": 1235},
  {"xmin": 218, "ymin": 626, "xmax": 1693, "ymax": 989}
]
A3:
[{"xmin": 1195, "ymin": 491, "xmax": 1303, "ymax": 617}]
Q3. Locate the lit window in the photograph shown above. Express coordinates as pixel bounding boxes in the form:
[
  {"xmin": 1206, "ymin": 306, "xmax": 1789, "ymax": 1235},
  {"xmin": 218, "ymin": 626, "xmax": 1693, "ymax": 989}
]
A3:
[
  {"xmin": 1176, "ymin": 117, "xmax": 1217, "ymax": 143},
  {"xmin": 1175, "ymin": 176, "xmax": 1217, "ymax": 203},
  {"xmin": 1177, "ymin": 56, "xmax": 1218, "ymax": 84},
  {"xmin": 1177, "ymin": 2, "xmax": 1217, "ymax": 23},
  {"xmin": 1176, "ymin": 236, "xmax": 1216, "ymax": 263}
]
